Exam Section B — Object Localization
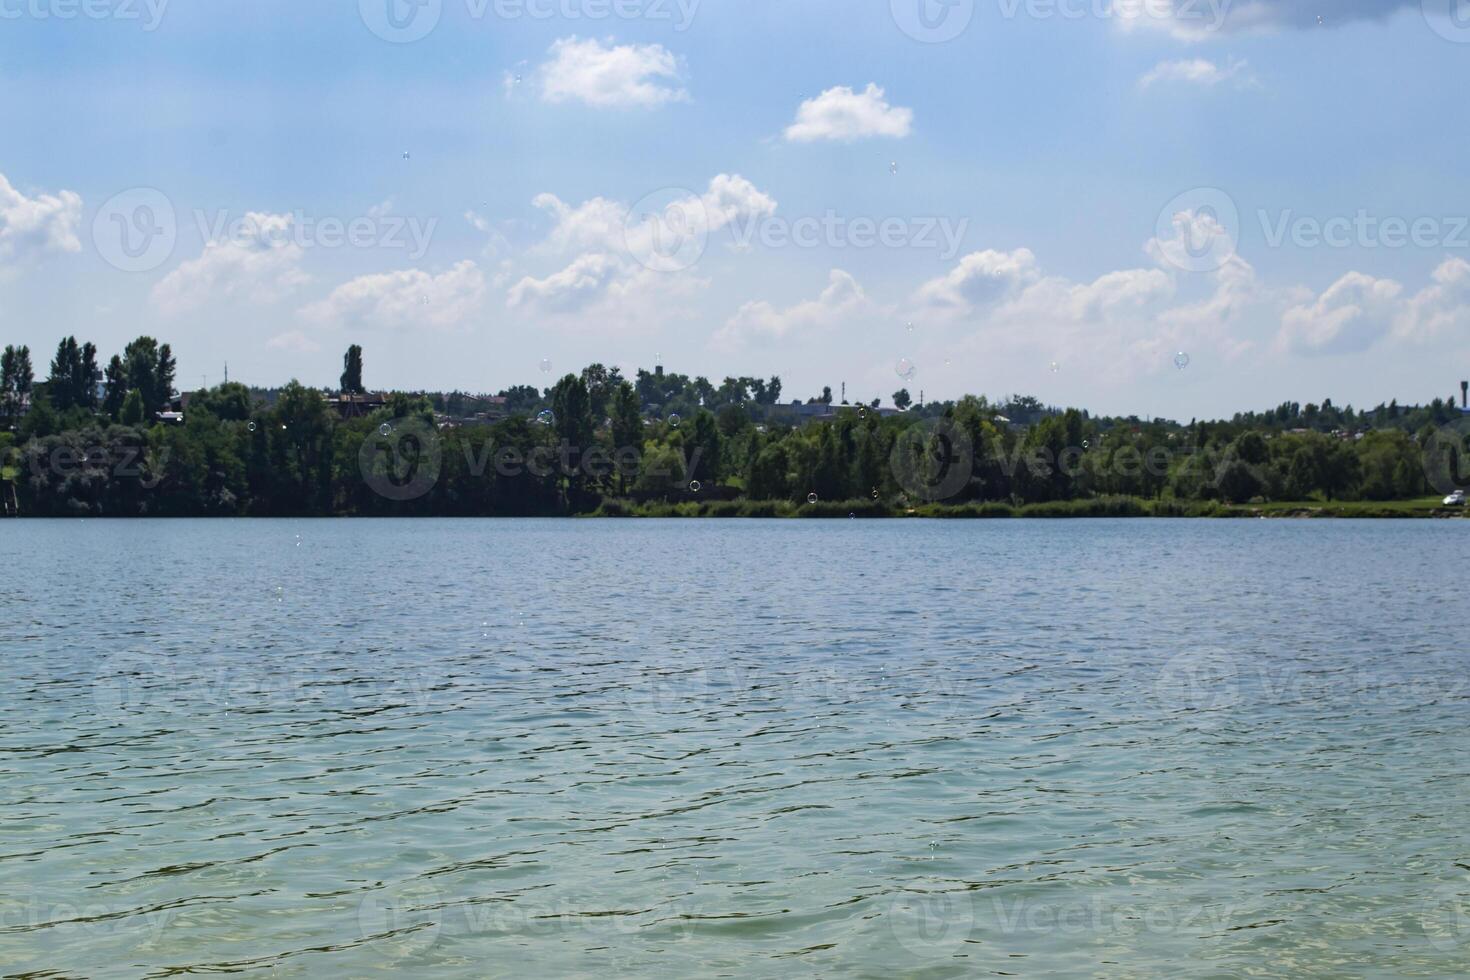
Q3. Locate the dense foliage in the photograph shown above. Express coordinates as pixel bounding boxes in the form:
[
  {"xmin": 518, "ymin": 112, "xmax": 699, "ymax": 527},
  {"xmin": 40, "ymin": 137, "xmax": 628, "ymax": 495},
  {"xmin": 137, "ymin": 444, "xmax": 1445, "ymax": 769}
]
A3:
[{"xmin": 1, "ymin": 335, "xmax": 1466, "ymax": 517}]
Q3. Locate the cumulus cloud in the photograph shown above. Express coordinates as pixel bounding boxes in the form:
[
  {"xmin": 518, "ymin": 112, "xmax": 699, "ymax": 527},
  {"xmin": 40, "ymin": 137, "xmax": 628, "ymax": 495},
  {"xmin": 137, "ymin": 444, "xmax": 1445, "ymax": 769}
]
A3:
[
  {"xmin": 1277, "ymin": 271, "xmax": 1404, "ymax": 354},
  {"xmin": 1138, "ymin": 57, "xmax": 1257, "ymax": 89},
  {"xmin": 507, "ymin": 174, "xmax": 776, "ymax": 321},
  {"xmin": 911, "ymin": 248, "xmax": 1040, "ymax": 314},
  {"xmin": 715, "ymin": 269, "xmax": 875, "ymax": 349},
  {"xmin": 152, "ymin": 211, "xmax": 308, "ymax": 315},
  {"xmin": 1394, "ymin": 257, "xmax": 1470, "ymax": 343},
  {"xmin": 0, "ymin": 171, "xmax": 82, "ymax": 259},
  {"xmin": 784, "ymin": 84, "xmax": 913, "ymax": 143},
  {"xmin": 537, "ymin": 36, "xmax": 688, "ymax": 108},
  {"xmin": 1117, "ymin": 0, "xmax": 1414, "ymax": 39},
  {"xmin": 265, "ymin": 330, "xmax": 321, "ymax": 354},
  {"xmin": 300, "ymin": 260, "xmax": 486, "ymax": 331}
]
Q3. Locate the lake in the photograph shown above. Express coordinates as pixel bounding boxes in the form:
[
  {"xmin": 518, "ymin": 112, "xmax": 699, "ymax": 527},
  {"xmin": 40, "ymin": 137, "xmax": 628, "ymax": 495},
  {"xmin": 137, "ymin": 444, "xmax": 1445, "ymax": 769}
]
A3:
[{"xmin": 3, "ymin": 519, "xmax": 1469, "ymax": 976}]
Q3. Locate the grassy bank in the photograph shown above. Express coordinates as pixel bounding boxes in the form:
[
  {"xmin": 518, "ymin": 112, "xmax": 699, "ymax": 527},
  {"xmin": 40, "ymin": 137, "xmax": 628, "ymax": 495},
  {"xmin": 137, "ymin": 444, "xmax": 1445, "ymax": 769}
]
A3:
[{"xmin": 589, "ymin": 496, "xmax": 1468, "ymax": 519}]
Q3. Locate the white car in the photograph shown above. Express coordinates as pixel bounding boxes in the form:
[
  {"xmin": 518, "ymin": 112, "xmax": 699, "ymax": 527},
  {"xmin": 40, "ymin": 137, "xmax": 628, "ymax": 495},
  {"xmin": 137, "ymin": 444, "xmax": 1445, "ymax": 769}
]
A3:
[{"xmin": 1445, "ymin": 490, "xmax": 1466, "ymax": 507}]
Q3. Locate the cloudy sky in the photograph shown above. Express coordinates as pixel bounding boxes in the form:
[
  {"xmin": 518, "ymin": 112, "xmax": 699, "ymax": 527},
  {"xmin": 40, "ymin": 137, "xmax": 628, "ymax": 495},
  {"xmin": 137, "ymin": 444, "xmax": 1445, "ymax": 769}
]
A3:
[{"xmin": 1, "ymin": 0, "xmax": 1468, "ymax": 419}]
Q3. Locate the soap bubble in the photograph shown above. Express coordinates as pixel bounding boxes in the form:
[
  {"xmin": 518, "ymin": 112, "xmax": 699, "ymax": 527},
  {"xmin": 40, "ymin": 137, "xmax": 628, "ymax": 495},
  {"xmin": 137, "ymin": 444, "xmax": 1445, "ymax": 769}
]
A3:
[
  {"xmin": 536, "ymin": 410, "xmax": 555, "ymax": 426},
  {"xmin": 689, "ymin": 480, "xmax": 701, "ymax": 492},
  {"xmin": 889, "ymin": 161, "xmax": 898, "ymax": 176},
  {"xmin": 896, "ymin": 358, "xmax": 917, "ymax": 381},
  {"xmin": 668, "ymin": 414, "xmax": 681, "ymax": 428},
  {"xmin": 402, "ymin": 150, "xmax": 410, "ymax": 161},
  {"xmin": 1174, "ymin": 351, "xmax": 1191, "ymax": 370},
  {"xmin": 904, "ymin": 321, "xmax": 915, "ymax": 332},
  {"xmin": 807, "ymin": 492, "xmax": 819, "ymax": 504},
  {"xmin": 539, "ymin": 358, "xmax": 552, "ymax": 374},
  {"xmin": 1050, "ymin": 361, "xmax": 1060, "ymax": 373},
  {"xmin": 379, "ymin": 423, "xmax": 392, "ymax": 436},
  {"xmin": 247, "ymin": 421, "xmax": 257, "ymax": 432}
]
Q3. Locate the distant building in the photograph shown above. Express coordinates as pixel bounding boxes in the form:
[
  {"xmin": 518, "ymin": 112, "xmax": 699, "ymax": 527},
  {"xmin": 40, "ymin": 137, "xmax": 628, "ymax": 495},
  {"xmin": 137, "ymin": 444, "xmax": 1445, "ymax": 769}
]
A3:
[{"xmin": 327, "ymin": 392, "xmax": 388, "ymax": 418}]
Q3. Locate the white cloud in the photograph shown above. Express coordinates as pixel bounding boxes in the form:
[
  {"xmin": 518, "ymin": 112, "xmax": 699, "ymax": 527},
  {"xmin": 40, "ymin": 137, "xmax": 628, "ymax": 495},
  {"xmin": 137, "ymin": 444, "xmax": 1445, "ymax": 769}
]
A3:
[
  {"xmin": 1277, "ymin": 271, "xmax": 1404, "ymax": 354},
  {"xmin": 715, "ymin": 269, "xmax": 875, "ymax": 349},
  {"xmin": 537, "ymin": 36, "xmax": 688, "ymax": 109},
  {"xmin": 300, "ymin": 260, "xmax": 486, "ymax": 331},
  {"xmin": 1394, "ymin": 257, "xmax": 1470, "ymax": 343},
  {"xmin": 508, "ymin": 252, "xmax": 623, "ymax": 313},
  {"xmin": 265, "ymin": 330, "xmax": 321, "ymax": 354},
  {"xmin": 1138, "ymin": 57, "xmax": 1256, "ymax": 90},
  {"xmin": 0, "ymin": 171, "xmax": 82, "ymax": 259},
  {"xmin": 912, "ymin": 248, "xmax": 1040, "ymax": 315},
  {"xmin": 507, "ymin": 174, "xmax": 776, "ymax": 322},
  {"xmin": 1116, "ymin": 0, "xmax": 1413, "ymax": 40},
  {"xmin": 784, "ymin": 84, "xmax": 913, "ymax": 143},
  {"xmin": 152, "ymin": 211, "xmax": 309, "ymax": 315}
]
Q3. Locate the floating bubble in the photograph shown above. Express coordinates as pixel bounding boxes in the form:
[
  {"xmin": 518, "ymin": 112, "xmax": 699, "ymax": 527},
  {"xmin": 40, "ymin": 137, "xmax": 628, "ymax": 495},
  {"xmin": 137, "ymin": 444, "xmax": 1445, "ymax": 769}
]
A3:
[
  {"xmin": 280, "ymin": 424, "xmax": 287, "ymax": 430},
  {"xmin": 849, "ymin": 513, "xmax": 856, "ymax": 520},
  {"xmin": 904, "ymin": 321, "xmax": 915, "ymax": 332},
  {"xmin": 1174, "ymin": 351, "xmax": 1191, "ymax": 370},
  {"xmin": 536, "ymin": 410, "xmax": 555, "ymax": 426},
  {"xmin": 689, "ymin": 480, "xmax": 701, "ymax": 492},
  {"xmin": 889, "ymin": 161, "xmax": 898, "ymax": 176},
  {"xmin": 668, "ymin": 414, "xmax": 681, "ymax": 428},
  {"xmin": 247, "ymin": 421, "xmax": 257, "ymax": 432},
  {"xmin": 895, "ymin": 358, "xmax": 917, "ymax": 381},
  {"xmin": 1083, "ymin": 440, "xmax": 1090, "ymax": 449},
  {"xmin": 402, "ymin": 150, "xmax": 410, "ymax": 160},
  {"xmin": 871, "ymin": 488, "xmax": 879, "ymax": 499},
  {"xmin": 1050, "ymin": 361, "xmax": 1060, "ymax": 373},
  {"xmin": 539, "ymin": 358, "xmax": 552, "ymax": 374},
  {"xmin": 807, "ymin": 492, "xmax": 819, "ymax": 504},
  {"xmin": 379, "ymin": 423, "xmax": 392, "ymax": 436}
]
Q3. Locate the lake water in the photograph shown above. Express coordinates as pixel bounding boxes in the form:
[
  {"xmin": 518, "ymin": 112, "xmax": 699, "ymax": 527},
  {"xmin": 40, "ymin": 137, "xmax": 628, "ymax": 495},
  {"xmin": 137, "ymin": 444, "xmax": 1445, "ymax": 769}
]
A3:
[{"xmin": 3, "ymin": 519, "xmax": 1469, "ymax": 977}]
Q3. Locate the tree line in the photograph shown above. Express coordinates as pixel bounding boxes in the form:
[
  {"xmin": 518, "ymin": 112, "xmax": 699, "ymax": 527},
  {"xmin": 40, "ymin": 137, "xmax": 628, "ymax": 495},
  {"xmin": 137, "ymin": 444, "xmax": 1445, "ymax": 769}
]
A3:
[{"xmin": 1, "ymin": 335, "xmax": 1464, "ymax": 517}]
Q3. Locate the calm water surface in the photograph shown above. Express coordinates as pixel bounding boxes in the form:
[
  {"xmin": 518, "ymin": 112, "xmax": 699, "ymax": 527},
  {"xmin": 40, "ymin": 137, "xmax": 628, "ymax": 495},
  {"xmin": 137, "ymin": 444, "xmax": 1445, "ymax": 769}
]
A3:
[{"xmin": 3, "ymin": 519, "xmax": 1469, "ymax": 977}]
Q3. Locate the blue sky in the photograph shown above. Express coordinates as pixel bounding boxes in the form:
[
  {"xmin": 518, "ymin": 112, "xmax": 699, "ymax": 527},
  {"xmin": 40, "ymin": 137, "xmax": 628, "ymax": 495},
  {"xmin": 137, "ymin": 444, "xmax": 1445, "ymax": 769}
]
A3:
[{"xmin": 1, "ymin": 0, "xmax": 1468, "ymax": 418}]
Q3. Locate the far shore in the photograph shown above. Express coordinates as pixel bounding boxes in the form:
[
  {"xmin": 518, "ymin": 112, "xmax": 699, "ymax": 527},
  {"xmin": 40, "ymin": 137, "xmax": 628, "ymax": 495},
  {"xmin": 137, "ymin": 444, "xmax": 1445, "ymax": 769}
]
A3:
[{"xmin": 8, "ymin": 496, "xmax": 1467, "ymax": 520}]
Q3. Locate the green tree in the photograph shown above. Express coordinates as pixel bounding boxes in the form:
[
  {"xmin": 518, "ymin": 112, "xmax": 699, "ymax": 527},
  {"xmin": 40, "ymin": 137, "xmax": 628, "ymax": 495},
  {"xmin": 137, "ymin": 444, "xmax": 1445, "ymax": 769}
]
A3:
[
  {"xmin": 340, "ymin": 345, "xmax": 365, "ymax": 394},
  {"xmin": 120, "ymin": 388, "xmax": 145, "ymax": 425},
  {"xmin": 103, "ymin": 355, "xmax": 128, "ymax": 420},
  {"xmin": 893, "ymin": 388, "xmax": 912, "ymax": 411}
]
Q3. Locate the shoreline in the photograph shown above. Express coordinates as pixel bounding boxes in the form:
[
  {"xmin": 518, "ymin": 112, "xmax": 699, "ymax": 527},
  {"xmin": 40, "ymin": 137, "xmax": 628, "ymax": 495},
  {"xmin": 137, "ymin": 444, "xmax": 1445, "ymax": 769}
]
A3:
[{"xmin": 6, "ymin": 497, "xmax": 1466, "ymax": 520}]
